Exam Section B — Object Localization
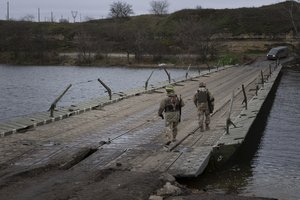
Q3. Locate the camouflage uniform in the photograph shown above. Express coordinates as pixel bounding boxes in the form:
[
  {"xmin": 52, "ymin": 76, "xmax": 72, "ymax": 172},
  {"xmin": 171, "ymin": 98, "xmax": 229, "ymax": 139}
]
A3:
[
  {"xmin": 158, "ymin": 87, "xmax": 184, "ymax": 142},
  {"xmin": 193, "ymin": 82, "xmax": 214, "ymax": 131}
]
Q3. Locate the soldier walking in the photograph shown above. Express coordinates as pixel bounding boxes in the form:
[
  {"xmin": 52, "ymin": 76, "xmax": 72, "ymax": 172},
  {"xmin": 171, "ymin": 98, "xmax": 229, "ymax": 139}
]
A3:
[
  {"xmin": 193, "ymin": 82, "xmax": 214, "ymax": 132},
  {"xmin": 158, "ymin": 86, "xmax": 184, "ymax": 143}
]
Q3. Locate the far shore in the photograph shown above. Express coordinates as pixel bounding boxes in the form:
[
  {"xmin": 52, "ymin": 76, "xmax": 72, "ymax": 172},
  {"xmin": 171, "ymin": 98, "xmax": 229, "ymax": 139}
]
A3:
[{"xmin": 0, "ymin": 52, "xmax": 262, "ymax": 69}]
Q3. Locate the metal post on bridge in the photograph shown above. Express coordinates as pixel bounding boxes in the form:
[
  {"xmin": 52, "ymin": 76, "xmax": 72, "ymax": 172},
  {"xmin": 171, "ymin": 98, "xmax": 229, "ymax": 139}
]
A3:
[
  {"xmin": 249, "ymin": 83, "xmax": 259, "ymax": 96},
  {"xmin": 48, "ymin": 84, "xmax": 72, "ymax": 117},
  {"xmin": 241, "ymin": 84, "xmax": 248, "ymax": 110},
  {"xmin": 185, "ymin": 64, "xmax": 191, "ymax": 79},
  {"xmin": 226, "ymin": 90, "xmax": 237, "ymax": 134},
  {"xmin": 98, "ymin": 78, "xmax": 112, "ymax": 100},
  {"xmin": 276, "ymin": 58, "xmax": 280, "ymax": 68},
  {"xmin": 255, "ymin": 85, "xmax": 259, "ymax": 96},
  {"xmin": 163, "ymin": 67, "xmax": 171, "ymax": 83},
  {"xmin": 261, "ymin": 70, "xmax": 264, "ymax": 87},
  {"xmin": 145, "ymin": 70, "xmax": 154, "ymax": 90}
]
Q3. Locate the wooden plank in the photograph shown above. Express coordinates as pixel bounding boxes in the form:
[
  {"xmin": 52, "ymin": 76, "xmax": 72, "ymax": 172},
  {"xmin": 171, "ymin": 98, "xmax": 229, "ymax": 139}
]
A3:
[
  {"xmin": 0, "ymin": 123, "xmax": 19, "ymax": 129},
  {"xmin": 12, "ymin": 118, "xmax": 39, "ymax": 126},
  {"xmin": 168, "ymin": 146, "xmax": 212, "ymax": 178},
  {"xmin": 3, "ymin": 121, "xmax": 28, "ymax": 129},
  {"xmin": 0, "ymin": 126, "xmax": 10, "ymax": 132}
]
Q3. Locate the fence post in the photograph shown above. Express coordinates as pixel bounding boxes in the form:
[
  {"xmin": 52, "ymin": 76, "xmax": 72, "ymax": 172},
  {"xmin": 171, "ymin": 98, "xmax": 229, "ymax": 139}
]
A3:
[
  {"xmin": 276, "ymin": 58, "xmax": 280, "ymax": 68},
  {"xmin": 226, "ymin": 91, "xmax": 237, "ymax": 134},
  {"xmin": 48, "ymin": 84, "xmax": 72, "ymax": 117},
  {"xmin": 185, "ymin": 64, "xmax": 191, "ymax": 79},
  {"xmin": 98, "ymin": 78, "xmax": 112, "ymax": 100},
  {"xmin": 242, "ymin": 84, "xmax": 248, "ymax": 110},
  {"xmin": 145, "ymin": 70, "xmax": 154, "ymax": 90},
  {"xmin": 256, "ymin": 85, "xmax": 259, "ymax": 96},
  {"xmin": 261, "ymin": 70, "xmax": 264, "ymax": 86},
  {"xmin": 163, "ymin": 67, "xmax": 171, "ymax": 83}
]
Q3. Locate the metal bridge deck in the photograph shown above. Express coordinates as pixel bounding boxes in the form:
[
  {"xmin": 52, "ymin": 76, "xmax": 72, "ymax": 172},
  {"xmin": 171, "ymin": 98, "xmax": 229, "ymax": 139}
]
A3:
[{"xmin": 0, "ymin": 61, "xmax": 282, "ymax": 179}]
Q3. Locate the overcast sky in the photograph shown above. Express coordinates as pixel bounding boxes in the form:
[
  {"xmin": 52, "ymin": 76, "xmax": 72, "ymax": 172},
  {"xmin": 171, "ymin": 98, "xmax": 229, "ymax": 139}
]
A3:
[{"xmin": 1, "ymin": 0, "xmax": 283, "ymax": 21}]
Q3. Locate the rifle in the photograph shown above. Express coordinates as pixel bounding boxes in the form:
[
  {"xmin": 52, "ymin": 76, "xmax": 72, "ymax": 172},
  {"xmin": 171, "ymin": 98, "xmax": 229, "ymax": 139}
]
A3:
[{"xmin": 207, "ymin": 90, "xmax": 214, "ymax": 114}]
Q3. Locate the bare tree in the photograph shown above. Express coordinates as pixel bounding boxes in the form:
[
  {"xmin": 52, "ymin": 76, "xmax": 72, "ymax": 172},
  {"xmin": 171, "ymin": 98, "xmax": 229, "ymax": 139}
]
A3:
[
  {"xmin": 176, "ymin": 19, "xmax": 218, "ymax": 66},
  {"xmin": 20, "ymin": 14, "xmax": 35, "ymax": 22},
  {"xmin": 149, "ymin": 0, "xmax": 169, "ymax": 15},
  {"xmin": 84, "ymin": 16, "xmax": 95, "ymax": 22},
  {"xmin": 282, "ymin": 0, "xmax": 299, "ymax": 36},
  {"xmin": 75, "ymin": 29, "xmax": 95, "ymax": 65},
  {"xmin": 109, "ymin": 1, "xmax": 134, "ymax": 19},
  {"xmin": 59, "ymin": 18, "xmax": 69, "ymax": 23}
]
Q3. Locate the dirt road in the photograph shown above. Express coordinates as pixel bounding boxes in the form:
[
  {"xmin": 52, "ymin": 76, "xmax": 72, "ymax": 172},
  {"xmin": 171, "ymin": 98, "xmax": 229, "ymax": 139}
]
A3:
[{"xmin": 0, "ymin": 59, "xmax": 275, "ymax": 199}]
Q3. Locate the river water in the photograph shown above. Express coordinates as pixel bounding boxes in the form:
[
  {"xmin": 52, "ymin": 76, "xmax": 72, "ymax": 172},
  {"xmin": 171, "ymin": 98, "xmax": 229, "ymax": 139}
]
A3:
[
  {"xmin": 180, "ymin": 68, "xmax": 300, "ymax": 200},
  {"xmin": 0, "ymin": 64, "xmax": 196, "ymax": 122}
]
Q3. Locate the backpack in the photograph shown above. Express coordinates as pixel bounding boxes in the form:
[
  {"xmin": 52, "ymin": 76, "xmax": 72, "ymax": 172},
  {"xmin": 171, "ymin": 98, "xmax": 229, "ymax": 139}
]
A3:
[
  {"xmin": 165, "ymin": 95, "xmax": 180, "ymax": 112},
  {"xmin": 196, "ymin": 88, "xmax": 208, "ymax": 103}
]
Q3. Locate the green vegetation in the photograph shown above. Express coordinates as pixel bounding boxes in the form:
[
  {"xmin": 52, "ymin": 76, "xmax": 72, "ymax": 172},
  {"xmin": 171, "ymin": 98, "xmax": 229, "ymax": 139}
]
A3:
[
  {"xmin": 0, "ymin": 1, "xmax": 299, "ymax": 66},
  {"xmin": 218, "ymin": 54, "xmax": 239, "ymax": 66}
]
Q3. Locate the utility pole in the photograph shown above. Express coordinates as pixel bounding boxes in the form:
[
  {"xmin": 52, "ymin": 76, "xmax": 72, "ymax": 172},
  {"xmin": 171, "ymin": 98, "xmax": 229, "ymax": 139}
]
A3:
[
  {"xmin": 6, "ymin": 1, "xmax": 9, "ymax": 20},
  {"xmin": 38, "ymin": 8, "xmax": 40, "ymax": 22},
  {"xmin": 71, "ymin": 10, "xmax": 78, "ymax": 23},
  {"xmin": 51, "ymin": 11, "xmax": 54, "ymax": 22}
]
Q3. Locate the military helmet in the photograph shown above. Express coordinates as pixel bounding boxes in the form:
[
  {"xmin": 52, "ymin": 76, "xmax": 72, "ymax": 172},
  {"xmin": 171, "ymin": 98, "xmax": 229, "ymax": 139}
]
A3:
[
  {"xmin": 165, "ymin": 85, "xmax": 175, "ymax": 94},
  {"xmin": 199, "ymin": 82, "xmax": 206, "ymax": 87}
]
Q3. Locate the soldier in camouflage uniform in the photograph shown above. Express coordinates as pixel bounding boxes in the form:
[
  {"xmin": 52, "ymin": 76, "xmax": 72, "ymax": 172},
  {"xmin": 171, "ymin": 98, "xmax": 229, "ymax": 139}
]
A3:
[
  {"xmin": 193, "ymin": 82, "xmax": 214, "ymax": 132},
  {"xmin": 158, "ymin": 86, "xmax": 184, "ymax": 143}
]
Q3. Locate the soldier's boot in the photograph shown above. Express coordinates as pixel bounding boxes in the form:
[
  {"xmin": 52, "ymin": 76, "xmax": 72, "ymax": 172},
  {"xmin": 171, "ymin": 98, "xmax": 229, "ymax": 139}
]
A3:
[
  {"xmin": 172, "ymin": 135, "xmax": 177, "ymax": 142},
  {"xmin": 172, "ymin": 134, "xmax": 177, "ymax": 142},
  {"xmin": 165, "ymin": 127, "xmax": 172, "ymax": 143},
  {"xmin": 206, "ymin": 124, "xmax": 210, "ymax": 130},
  {"xmin": 172, "ymin": 127, "xmax": 177, "ymax": 142}
]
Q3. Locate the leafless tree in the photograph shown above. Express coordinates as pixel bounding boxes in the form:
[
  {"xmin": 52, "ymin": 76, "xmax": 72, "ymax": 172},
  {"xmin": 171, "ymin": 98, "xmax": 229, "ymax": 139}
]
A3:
[
  {"xmin": 109, "ymin": 1, "xmax": 134, "ymax": 19},
  {"xmin": 84, "ymin": 16, "xmax": 95, "ymax": 22},
  {"xmin": 149, "ymin": 0, "xmax": 169, "ymax": 15},
  {"xmin": 280, "ymin": 0, "xmax": 300, "ymax": 36},
  {"xmin": 75, "ymin": 29, "xmax": 95, "ymax": 65},
  {"xmin": 59, "ymin": 18, "xmax": 69, "ymax": 23},
  {"xmin": 176, "ymin": 19, "xmax": 218, "ymax": 65},
  {"xmin": 20, "ymin": 14, "xmax": 35, "ymax": 22}
]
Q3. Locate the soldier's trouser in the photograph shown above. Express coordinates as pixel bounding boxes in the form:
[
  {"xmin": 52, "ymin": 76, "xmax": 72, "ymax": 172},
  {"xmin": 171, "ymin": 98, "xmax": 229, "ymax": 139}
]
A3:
[
  {"xmin": 164, "ymin": 111, "xmax": 180, "ymax": 141},
  {"xmin": 165, "ymin": 121, "xmax": 178, "ymax": 141},
  {"xmin": 197, "ymin": 109, "xmax": 210, "ymax": 128}
]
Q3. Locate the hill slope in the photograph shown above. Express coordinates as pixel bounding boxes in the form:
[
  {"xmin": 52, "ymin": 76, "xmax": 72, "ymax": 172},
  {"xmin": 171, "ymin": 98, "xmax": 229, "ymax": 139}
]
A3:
[{"xmin": 0, "ymin": 1, "xmax": 299, "ymax": 65}]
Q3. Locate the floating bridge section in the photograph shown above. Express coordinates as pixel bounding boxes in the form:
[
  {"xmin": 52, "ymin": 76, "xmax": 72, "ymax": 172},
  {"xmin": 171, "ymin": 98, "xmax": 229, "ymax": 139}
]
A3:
[{"xmin": 0, "ymin": 60, "xmax": 284, "ymax": 180}]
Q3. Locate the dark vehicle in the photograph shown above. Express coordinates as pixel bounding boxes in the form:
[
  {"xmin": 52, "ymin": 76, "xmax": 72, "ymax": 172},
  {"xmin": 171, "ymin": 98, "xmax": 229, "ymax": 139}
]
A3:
[{"xmin": 267, "ymin": 46, "xmax": 289, "ymax": 60}]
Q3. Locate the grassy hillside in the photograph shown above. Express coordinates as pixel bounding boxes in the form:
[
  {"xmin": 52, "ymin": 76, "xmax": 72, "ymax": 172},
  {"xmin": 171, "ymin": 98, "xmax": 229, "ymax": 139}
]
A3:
[
  {"xmin": 0, "ymin": 1, "xmax": 299, "ymax": 66},
  {"xmin": 165, "ymin": 1, "xmax": 299, "ymax": 35}
]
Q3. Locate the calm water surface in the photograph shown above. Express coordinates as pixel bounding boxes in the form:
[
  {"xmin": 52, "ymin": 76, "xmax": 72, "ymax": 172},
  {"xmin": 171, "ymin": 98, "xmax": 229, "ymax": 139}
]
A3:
[
  {"xmin": 0, "ymin": 64, "xmax": 196, "ymax": 121},
  {"xmin": 180, "ymin": 68, "xmax": 300, "ymax": 200}
]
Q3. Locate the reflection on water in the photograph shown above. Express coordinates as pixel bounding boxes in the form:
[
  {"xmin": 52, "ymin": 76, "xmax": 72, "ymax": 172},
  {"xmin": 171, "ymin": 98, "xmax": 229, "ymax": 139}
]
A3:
[
  {"xmin": 243, "ymin": 69, "xmax": 300, "ymax": 200},
  {"xmin": 179, "ymin": 68, "xmax": 300, "ymax": 200},
  {"xmin": 0, "ymin": 64, "xmax": 196, "ymax": 121}
]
